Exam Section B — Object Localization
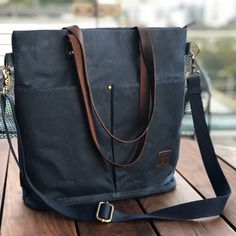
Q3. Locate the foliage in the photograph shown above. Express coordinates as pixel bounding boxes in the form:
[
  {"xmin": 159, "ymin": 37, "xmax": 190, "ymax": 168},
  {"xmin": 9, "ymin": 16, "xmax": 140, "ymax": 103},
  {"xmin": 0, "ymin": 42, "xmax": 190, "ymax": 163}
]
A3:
[
  {"xmin": 39, "ymin": 0, "xmax": 73, "ymax": 4},
  {"xmin": 197, "ymin": 39, "xmax": 236, "ymax": 81}
]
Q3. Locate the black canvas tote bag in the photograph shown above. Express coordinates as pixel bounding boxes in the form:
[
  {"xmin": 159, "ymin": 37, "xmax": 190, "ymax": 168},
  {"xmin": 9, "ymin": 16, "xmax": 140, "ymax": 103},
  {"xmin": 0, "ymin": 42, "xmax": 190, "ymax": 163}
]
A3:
[{"xmin": 0, "ymin": 25, "xmax": 231, "ymax": 223}]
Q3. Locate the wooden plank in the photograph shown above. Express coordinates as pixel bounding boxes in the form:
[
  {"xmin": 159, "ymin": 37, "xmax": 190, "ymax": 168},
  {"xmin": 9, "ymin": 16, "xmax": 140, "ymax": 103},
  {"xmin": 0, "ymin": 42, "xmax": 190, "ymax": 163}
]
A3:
[
  {"xmin": 138, "ymin": 173, "xmax": 235, "ymax": 236},
  {"xmin": 0, "ymin": 139, "xmax": 78, "ymax": 236},
  {"xmin": 0, "ymin": 140, "xmax": 10, "ymax": 223},
  {"xmin": 76, "ymin": 200, "xmax": 158, "ymax": 236},
  {"xmin": 178, "ymin": 138, "xmax": 236, "ymax": 228},
  {"xmin": 215, "ymin": 144, "xmax": 236, "ymax": 169}
]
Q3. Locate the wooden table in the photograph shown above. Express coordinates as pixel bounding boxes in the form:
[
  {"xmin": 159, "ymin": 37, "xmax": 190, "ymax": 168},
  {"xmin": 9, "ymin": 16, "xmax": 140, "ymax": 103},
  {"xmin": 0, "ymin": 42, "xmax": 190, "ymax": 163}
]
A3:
[{"xmin": 0, "ymin": 138, "xmax": 235, "ymax": 236}]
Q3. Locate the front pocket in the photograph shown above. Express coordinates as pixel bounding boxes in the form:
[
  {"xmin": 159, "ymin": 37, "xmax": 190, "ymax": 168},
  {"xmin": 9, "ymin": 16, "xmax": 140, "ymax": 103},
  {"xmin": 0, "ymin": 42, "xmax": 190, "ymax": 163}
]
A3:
[
  {"xmin": 112, "ymin": 81, "xmax": 185, "ymax": 193},
  {"xmin": 112, "ymin": 83, "xmax": 140, "ymax": 165},
  {"xmin": 112, "ymin": 83, "xmax": 147, "ymax": 192},
  {"xmin": 15, "ymin": 85, "xmax": 115, "ymax": 199}
]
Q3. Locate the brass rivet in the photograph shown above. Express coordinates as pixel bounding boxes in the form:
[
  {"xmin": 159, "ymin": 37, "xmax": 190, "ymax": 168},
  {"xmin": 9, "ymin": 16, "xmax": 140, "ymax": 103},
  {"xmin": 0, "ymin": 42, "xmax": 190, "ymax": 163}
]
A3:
[{"xmin": 107, "ymin": 85, "xmax": 112, "ymax": 90}]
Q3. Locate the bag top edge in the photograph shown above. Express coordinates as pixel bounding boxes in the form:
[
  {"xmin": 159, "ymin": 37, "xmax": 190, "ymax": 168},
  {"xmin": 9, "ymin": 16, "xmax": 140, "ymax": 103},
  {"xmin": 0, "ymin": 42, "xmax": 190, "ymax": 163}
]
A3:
[{"xmin": 12, "ymin": 26, "xmax": 186, "ymax": 34}]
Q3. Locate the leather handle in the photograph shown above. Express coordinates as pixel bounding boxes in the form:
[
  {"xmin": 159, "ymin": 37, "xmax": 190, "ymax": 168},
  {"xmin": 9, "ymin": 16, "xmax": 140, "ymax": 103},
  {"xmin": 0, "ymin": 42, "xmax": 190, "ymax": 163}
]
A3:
[
  {"xmin": 67, "ymin": 26, "xmax": 156, "ymax": 167},
  {"xmin": 67, "ymin": 25, "xmax": 156, "ymax": 143}
]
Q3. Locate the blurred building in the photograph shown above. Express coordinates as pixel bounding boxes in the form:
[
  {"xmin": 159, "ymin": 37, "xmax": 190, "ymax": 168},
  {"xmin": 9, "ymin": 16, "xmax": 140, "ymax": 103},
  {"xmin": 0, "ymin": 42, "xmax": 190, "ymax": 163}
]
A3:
[
  {"xmin": 203, "ymin": 0, "xmax": 236, "ymax": 27},
  {"xmin": 120, "ymin": 0, "xmax": 202, "ymax": 27},
  {"xmin": 0, "ymin": 0, "xmax": 236, "ymax": 28}
]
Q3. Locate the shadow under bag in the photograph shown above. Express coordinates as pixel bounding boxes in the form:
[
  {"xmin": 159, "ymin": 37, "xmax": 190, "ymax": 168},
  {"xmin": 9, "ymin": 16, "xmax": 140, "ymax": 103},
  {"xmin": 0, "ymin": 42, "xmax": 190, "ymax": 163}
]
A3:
[{"xmin": 1, "ymin": 25, "xmax": 231, "ymax": 223}]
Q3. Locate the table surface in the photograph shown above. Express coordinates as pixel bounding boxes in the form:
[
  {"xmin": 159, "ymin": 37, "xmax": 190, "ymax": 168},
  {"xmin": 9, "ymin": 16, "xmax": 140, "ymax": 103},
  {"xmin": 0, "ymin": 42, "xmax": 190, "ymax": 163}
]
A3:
[{"xmin": 0, "ymin": 138, "xmax": 235, "ymax": 236}]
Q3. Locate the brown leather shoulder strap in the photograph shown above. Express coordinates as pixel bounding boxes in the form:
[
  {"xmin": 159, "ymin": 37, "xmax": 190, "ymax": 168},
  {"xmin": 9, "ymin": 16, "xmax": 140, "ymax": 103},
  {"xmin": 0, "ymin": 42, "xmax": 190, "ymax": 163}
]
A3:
[
  {"xmin": 67, "ymin": 25, "xmax": 156, "ymax": 167},
  {"xmin": 68, "ymin": 25, "xmax": 156, "ymax": 143}
]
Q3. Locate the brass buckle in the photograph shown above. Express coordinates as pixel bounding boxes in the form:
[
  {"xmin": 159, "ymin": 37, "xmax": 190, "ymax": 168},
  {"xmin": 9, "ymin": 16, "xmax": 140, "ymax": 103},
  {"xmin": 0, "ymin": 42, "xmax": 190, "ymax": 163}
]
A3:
[{"xmin": 96, "ymin": 202, "xmax": 114, "ymax": 223}]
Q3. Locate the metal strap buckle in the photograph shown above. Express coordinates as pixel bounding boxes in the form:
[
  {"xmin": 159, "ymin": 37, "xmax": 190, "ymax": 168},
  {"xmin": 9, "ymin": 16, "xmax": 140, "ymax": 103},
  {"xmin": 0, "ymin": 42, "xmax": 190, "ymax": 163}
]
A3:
[{"xmin": 96, "ymin": 202, "xmax": 114, "ymax": 223}]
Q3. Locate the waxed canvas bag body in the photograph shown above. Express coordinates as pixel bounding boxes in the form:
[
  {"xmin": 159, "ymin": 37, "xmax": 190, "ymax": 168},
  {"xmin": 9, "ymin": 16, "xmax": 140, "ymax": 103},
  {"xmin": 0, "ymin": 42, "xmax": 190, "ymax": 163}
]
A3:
[{"xmin": 0, "ymin": 25, "xmax": 230, "ymax": 223}]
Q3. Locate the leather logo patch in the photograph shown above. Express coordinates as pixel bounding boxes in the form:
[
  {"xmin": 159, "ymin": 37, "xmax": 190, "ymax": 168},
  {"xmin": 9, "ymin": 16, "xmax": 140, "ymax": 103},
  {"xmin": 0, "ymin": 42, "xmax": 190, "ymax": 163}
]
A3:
[{"xmin": 156, "ymin": 150, "xmax": 172, "ymax": 168}]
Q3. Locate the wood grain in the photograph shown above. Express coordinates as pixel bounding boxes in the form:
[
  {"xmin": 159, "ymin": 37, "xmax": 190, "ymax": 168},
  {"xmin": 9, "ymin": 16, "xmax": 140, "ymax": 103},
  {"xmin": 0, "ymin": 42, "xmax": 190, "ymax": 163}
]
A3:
[
  {"xmin": 1, "ymin": 137, "xmax": 236, "ymax": 235},
  {"xmin": 138, "ymin": 173, "xmax": 235, "ymax": 236},
  {"xmin": 178, "ymin": 139, "xmax": 236, "ymax": 229},
  {"xmin": 0, "ymin": 139, "xmax": 78, "ymax": 236},
  {"xmin": 0, "ymin": 140, "xmax": 10, "ymax": 223},
  {"xmin": 76, "ymin": 200, "xmax": 157, "ymax": 236},
  {"xmin": 215, "ymin": 144, "xmax": 236, "ymax": 169}
]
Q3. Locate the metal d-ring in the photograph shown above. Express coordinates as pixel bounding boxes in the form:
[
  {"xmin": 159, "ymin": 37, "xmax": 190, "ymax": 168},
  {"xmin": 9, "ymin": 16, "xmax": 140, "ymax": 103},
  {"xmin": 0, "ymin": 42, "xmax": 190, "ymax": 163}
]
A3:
[{"xmin": 189, "ymin": 41, "xmax": 200, "ymax": 58}]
